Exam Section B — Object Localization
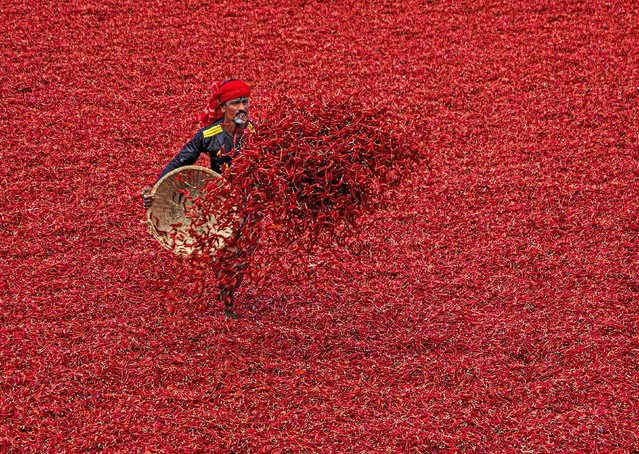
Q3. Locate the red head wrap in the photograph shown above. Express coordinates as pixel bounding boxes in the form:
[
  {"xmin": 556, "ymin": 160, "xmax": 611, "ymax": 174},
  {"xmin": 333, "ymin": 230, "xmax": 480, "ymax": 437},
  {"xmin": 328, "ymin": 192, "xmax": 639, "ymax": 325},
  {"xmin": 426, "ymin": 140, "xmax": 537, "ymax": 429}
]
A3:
[{"xmin": 199, "ymin": 79, "xmax": 251, "ymax": 126}]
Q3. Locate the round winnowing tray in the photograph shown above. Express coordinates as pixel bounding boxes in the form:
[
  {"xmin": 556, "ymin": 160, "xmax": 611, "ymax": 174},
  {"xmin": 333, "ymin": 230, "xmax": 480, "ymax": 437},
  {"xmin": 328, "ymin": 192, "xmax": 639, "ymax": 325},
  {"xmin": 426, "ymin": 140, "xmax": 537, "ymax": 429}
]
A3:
[{"xmin": 145, "ymin": 165, "xmax": 234, "ymax": 257}]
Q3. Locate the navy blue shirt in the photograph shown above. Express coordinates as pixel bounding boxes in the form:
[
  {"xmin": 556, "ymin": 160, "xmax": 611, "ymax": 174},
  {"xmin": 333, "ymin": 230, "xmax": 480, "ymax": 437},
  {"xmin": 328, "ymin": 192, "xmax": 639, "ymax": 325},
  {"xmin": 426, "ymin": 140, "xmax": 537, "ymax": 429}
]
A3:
[{"xmin": 157, "ymin": 119, "xmax": 255, "ymax": 181}]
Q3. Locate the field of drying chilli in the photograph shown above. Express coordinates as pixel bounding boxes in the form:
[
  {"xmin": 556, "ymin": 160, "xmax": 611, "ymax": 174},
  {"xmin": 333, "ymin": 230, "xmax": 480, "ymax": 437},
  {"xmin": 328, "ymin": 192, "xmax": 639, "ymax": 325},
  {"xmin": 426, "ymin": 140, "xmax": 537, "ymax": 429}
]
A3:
[{"xmin": 1, "ymin": 0, "xmax": 638, "ymax": 451}]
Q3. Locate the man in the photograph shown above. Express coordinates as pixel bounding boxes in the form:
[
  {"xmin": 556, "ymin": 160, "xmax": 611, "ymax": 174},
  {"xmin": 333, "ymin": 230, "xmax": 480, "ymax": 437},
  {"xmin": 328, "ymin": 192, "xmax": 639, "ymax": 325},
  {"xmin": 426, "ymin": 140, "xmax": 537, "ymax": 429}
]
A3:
[{"xmin": 141, "ymin": 79, "xmax": 255, "ymax": 319}]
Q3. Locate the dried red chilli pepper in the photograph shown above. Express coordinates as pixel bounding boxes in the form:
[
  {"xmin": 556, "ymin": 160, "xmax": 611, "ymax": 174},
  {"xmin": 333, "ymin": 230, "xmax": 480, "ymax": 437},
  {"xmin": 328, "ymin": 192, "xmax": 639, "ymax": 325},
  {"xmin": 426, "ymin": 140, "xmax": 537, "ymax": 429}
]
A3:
[{"xmin": 178, "ymin": 96, "xmax": 423, "ymax": 288}]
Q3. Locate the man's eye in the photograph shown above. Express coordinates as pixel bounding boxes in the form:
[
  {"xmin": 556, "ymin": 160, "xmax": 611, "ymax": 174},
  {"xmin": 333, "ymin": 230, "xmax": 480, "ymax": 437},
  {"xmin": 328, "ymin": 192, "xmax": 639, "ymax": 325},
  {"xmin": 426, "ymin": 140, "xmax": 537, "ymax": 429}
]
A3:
[{"xmin": 230, "ymin": 97, "xmax": 249, "ymax": 106}]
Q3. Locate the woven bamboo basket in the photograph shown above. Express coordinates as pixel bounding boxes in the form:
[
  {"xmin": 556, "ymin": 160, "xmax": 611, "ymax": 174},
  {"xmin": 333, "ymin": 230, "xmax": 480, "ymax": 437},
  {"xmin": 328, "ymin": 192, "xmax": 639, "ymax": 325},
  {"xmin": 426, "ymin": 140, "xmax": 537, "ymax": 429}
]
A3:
[{"xmin": 146, "ymin": 165, "xmax": 234, "ymax": 257}]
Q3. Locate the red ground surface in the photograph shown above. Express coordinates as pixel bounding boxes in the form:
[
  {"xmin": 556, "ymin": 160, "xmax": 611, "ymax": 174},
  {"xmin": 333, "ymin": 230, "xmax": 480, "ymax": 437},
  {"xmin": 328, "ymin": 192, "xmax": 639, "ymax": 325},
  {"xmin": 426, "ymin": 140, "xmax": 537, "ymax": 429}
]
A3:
[{"xmin": 2, "ymin": 0, "xmax": 638, "ymax": 451}]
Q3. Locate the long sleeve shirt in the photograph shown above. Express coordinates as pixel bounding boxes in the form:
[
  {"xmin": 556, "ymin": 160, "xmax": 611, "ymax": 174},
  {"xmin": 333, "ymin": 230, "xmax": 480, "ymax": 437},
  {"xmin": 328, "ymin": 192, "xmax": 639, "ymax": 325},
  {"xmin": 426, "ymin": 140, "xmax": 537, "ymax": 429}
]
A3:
[{"xmin": 157, "ymin": 119, "xmax": 255, "ymax": 181}]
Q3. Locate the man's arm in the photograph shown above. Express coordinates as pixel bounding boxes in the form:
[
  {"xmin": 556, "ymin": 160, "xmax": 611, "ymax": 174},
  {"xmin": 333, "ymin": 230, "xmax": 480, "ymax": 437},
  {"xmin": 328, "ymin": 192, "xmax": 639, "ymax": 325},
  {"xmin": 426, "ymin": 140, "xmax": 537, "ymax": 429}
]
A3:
[
  {"xmin": 141, "ymin": 129, "xmax": 207, "ymax": 210},
  {"xmin": 156, "ymin": 130, "xmax": 206, "ymax": 182}
]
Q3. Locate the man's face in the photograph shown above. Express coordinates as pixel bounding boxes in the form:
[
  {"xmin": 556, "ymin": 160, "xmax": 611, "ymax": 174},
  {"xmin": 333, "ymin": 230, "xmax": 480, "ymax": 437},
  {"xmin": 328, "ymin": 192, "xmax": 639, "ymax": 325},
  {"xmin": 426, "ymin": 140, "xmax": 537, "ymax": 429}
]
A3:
[{"xmin": 221, "ymin": 97, "xmax": 250, "ymax": 127}]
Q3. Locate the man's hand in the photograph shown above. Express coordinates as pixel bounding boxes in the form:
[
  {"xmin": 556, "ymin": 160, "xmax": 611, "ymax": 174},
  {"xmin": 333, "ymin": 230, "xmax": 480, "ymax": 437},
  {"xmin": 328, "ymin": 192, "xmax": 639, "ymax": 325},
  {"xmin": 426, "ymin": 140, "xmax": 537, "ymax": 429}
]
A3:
[{"xmin": 141, "ymin": 186, "xmax": 154, "ymax": 210}]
